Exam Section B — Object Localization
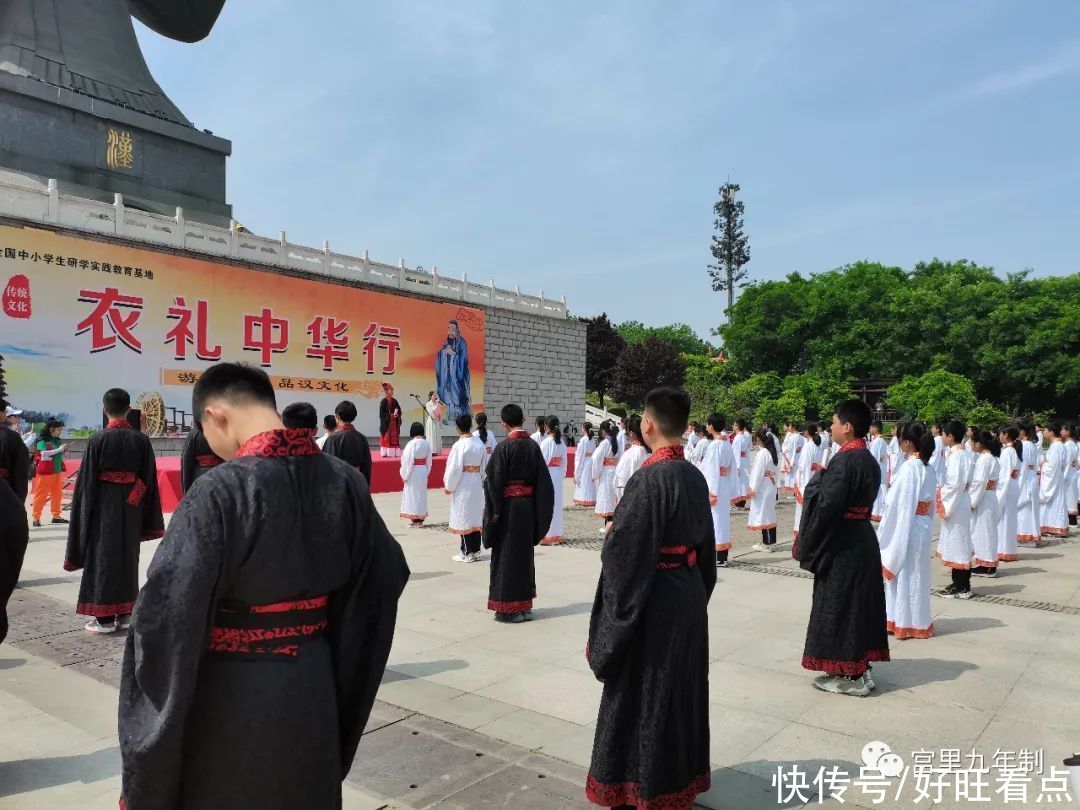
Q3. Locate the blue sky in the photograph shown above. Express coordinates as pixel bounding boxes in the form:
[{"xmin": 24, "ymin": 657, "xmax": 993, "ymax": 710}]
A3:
[{"xmin": 137, "ymin": 1, "xmax": 1080, "ymax": 343}]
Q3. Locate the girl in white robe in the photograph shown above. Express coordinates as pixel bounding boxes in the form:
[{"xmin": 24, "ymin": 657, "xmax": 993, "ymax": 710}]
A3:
[
  {"xmin": 936, "ymin": 421, "xmax": 974, "ymax": 599},
  {"xmin": 793, "ymin": 424, "xmax": 823, "ymax": 543},
  {"xmin": 731, "ymin": 420, "xmax": 751, "ymax": 506},
  {"xmin": 867, "ymin": 421, "xmax": 889, "ymax": 522},
  {"xmin": 1016, "ymin": 424, "xmax": 1041, "ymax": 546},
  {"xmin": 473, "ymin": 412, "xmax": 498, "ymax": 472},
  {"xmin": 1039, "ymin": 424, "xmax": 1070, "ymax": 539},
  {"xmin": 540, "ymin": 416, "xmax": 568, "ymax": 545},
  {"xmin": 748, "ymin": 428, "xmax": 778, "ymax": 552},
  {"xmin": 930, "ymin": 425, "xmax": 947, "ymax": 482},
  {"xmin": 689, "ymin": 424, "xmax": 710, "ymax": 471},
  {"xmin": 573, "ymin": 424, "xmax": 598, "ymax": 507},
  {"xmin": 592, "ymin": 421, "xmax": 621, "ymax": 525},
  {"xmin": 878, "ymin": 422, "xmax": 935, "ymax": 639},
  {"xmin": 969, "ymin": 430, "xmax": 1001, "ymax": 576},
  {"xmin": 780, "ymin": 425, "xmax": 801, "ymax": 494},
  {"xmin": 887, "ymin": 431, "xmax": 902, "ymax": 488},
  {"xmin": 614, "ymin": 416, "xmax": 649, "ymax": 502},
  {"xmin": 399, "ymin": 423, "xmax": 432, "ymax": 526},
  {"xmin": 1065, "ymin": 425, "xmax": 1080, "ymax": 527},
  {"xmin": 444, "ymin": 415, "xmax": 486, "ymax": 562},
  {"xmin": 996, "ymin": 426, "xmax": 1022, "ymax": 563},
  {"xmin": 702, "ymin": 414, "xmax": 736, "ymax": 565}
]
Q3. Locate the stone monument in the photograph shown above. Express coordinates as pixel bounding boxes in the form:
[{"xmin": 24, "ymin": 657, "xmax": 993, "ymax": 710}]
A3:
[{"xmin": 0, "ymin": 0, "xmax": 231, "ymax": 226}]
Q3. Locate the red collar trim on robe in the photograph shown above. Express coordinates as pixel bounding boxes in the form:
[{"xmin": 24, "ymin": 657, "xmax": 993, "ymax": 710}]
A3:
[
  {"xmin": 642, "ymin": 445, "xmax": 684, "ymax": 468},
  {"xmin": 236, "ymin": 429, "xmax": 320, "ymax": 458},
  {"xmin": 839, "ymin": 438, "xmax": 867, "ymax": 453},
  {"xmin": 337, "ymin": 423, "xmax": 356, "ymax": 432},
  {"xmin": 106, "ymin": 419, "xmax": 130, "ymax": 430},
  {"xmin": 508, "ymin": 429, "xmax": 531, "ymax": 439}
]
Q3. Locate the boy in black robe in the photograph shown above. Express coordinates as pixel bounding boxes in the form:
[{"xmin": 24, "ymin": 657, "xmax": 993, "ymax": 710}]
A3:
[
  {"xmin": 794, "ymin": 398, "xmax": 889, "ymax": 697},
  {"xmin": 179, "ymin": 423, "xmax": 222, "ymax": 494},
  {"xmin": 586, "ymin": 387, "xmax": 716, "ymax": 810},
  {"xmin": 482, "ymin": 403, "xmax": 554, "ymax": 623},
  {"xmin": 118, "ymin": 362, "xmax": 409, "ymax": 810},
  {"xmin": 65, "ymin": 388, "xmax": 164, "ymax": 635},
  {"xmin": 0, "ymin": 386, "xmax": 30, "ymax": 644},
  {"xmin": 321, "ymin": 399, "xmax": 373, "ymax": 483}
]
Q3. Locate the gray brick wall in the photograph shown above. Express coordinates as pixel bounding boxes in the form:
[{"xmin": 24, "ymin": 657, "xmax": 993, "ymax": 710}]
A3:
[{"xmin": 482, "ymin": 309, "xmax": 586, "ymax": 437}]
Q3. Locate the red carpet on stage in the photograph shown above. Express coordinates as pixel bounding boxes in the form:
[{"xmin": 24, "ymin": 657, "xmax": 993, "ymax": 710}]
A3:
[{"xmin": 68, "ymin": 448, "xmax": 575, "ymax": 514}]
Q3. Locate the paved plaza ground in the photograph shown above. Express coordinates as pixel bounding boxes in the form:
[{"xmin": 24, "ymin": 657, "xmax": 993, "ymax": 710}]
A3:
[{"xmin": 3, "ymin": 481, "xmax": 1079, "ymax": 809}]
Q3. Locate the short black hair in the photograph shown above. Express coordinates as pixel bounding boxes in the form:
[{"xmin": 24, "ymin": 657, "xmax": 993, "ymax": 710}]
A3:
[
  {"xmin": 323, "ymin": 414, "xmax": 337, "ymax": 431},
  {"xmin": 706, "ymin": 412, "xmax": 727, "ymax": 433},
  {"xmin": 335, "ymin": 400, "xmax": 357, "ymax": 423},
  {"xmin": 282, "ymin": 402, "xmax": 317, "ymax": 431},
  {"xmin": 870, "ymin": 419, "xmax": 883, "ymax": 431},
  {"xmin": 456, "ymin": 413, "xmax": 473, "ymax": 433},
  {"xmin": 942, "ymin": 419, "xmax": 966, "ymax": 443},
  {"xmin": 103, "ymin": 388, "xmax": 131, "ymax": 418},
  {"xmin": 735, "ymin": 418, "xmax": 749, "ymax": 430},
  {"xmin": 834, "ymin": 398, "xmax": 872, "ymax": 438},
  {"xmin": 409, "ymin": 421, "xmax": 425, "ymax": 438},
  {"xmin": 193, "ymin": 363, "xmax": 277, "ymax": 424},
  {"xmin": 643, "ymin": 387, "xmax": 691, "ymax": 439},
  {"xmin": 694, "ymin": 422, "xmax": 708, "ymax": 436},
  {"xmin": 501, "ymin": 403, "xmax": 524, "ymax": 428},
  {"xmin": 1048, "ymin": 421, "xmax": 1063, "ymax": 434}
]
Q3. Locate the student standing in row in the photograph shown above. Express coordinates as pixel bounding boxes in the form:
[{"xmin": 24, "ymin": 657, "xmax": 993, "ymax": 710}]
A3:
[
  {"xmin": 703, "ymin": 413, "xmax": 736, "ymax": 567},
  {"xmin": 592, "ymin": 420, "xmax": 621, "ymax": 528},
  {"xmin": 969, "ymin": 430, "xmax": 1001, "ymax": 577},
  {"xmin": 399, "ymin": 422, "xmax": 431, "ymax": 527},
  {"xmin": 474, "ymin": 412, "xmax": 498, "ymax": 469},
  {"xmin": 867, "ymin": 420, "xmax": 889, "ymax": 522},
  {"xmin": 321, "ymin": 401, "xmax": 372, "ymax": 483},
  {"xmin": 573, "ymin": 423, "xmax": 597, "ymax": 507},
  {"xmin": 689, "ymin": 422, "xmax": 710, "ymax": 470},
  {"xmin": 1039, "ymin": 422, "xmax": 1069, "ymax": 539},
  {"xmin": 540, "ymin": 416, "xmax": 568, "ymax": 545},
  {"xmin": 731, "ymin": 418, "xmax": 751, "ymax": 507},
  {"xmin": 792, "ymin": 422, "xmax": 822, "ymax": 547},
  {"xmin": 445, "ymin": 414, "xmax": 485, "ymax": 563},
  {"xmin": 613, "ymin": 415, "xmax": 649, "ymax": 503},
  {"xmin": 877, "ymin": 422, "xmax": 935, "ymax": 640},
  {"xmin": 996, "ymin": 426, "xmax": 1023, "ymax": 563},
  {"xmin": 531, "ymin": 416, "xmax": 546, "ymax": 444},
  {"xmin": 937, "ymin": 420, "xmax": 975, "ymax": 599},
  {"xmin": 1016, "ymin": 423, "xmax": 1041, "ymax": 546},
  {"xmin": 180, "ymin": 422, "xmax": 223, "ymax": 494},
  {"xmin": 316, "ymin": 414, "xmax": 336, "ymax": 449},
  {"xmin": 1064, "ymin": 423, "xmax": 1079, "ymax": 527},
  {"xmin": 749, "ymin": 428, "xmax": 779, "ymax": 552}
]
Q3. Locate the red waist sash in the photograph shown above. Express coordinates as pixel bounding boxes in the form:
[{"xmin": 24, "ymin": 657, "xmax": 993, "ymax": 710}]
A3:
[
  {"xmin": 504, "ymin": 482, "xmax": 534, "ymax": 498},
  {"xmin": 548, "ymin": 458, "xmax": 562, "ymax": 468},
  {"xmin": 603, "ymin": 458, "xmax": 618, "ymax": 467},
  {"xmin": 99, "ymin": 471, "xmax": 146, "ymax": 506},
  {"xmin": 209, "ymin": 595, "xmax": 329, "ymax": 659},
  {"xmin": 843, "ymin": 505, "xmax": 870, "ymax": 521},
  {"xmin": 1010, "ymin": 470, "xmax": 1019, "ymax": 479},
  {"xmin": 463, "ymin": 465, "xmax": 481, "ymax": 473},
  {"xmin": 413, "ymin": 457, "xmax": 428, "ymax": 465},
  {"xmin": 986, "ymin": 480, "xmax": 997, "ymax": 491},
  {"xmin": 811, "ymin": 464, "xmax": 824, "ymax": 471},
  {"xmin": 195, "ymin": 454, "xmax": 222, "ymax": 468},
  {"xmin": 915, "ymin": 501, "xmax": 931, "ymax": 516},
  {"xmin": 657, "ymin": 545, "xmax": 698, "ymax": 570}
]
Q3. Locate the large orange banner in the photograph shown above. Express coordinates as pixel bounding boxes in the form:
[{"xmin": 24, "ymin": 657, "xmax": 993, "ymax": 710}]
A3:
[{"xmin": 0, "ymin": 223, "xmax": 484, "ymax": 436}]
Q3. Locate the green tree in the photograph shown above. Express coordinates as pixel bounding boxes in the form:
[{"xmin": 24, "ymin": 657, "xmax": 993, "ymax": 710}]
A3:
[
  {"xmin": 616, "ymin": 321, "xmax": 713, "ymax": 356},
  {"xmin": 887, "ymin": 370, "xmax": 976, "ymax": 424},
  {"xmin": 756, "ymin": 389, "xmax": 808, "ymax": 427},
  {"xmin": 713, "ymin": 273, "xmax": 812, "ymax": 377},
  {"xmin": 584, "ymin": 313, "xmax": 625, "ymax": 410},
  {"xmin": 730, "ymin": 372, "xmax": 783, "ymax": 419},
  {"xmin": 708, "ymin": 182, "xmax": 751, "ymax": 315},
  {"xmin": 683, "ymin": 354, "xmax": 736, "ymax": 420},
  {"xmin": 609, "ymin": 337, "xmax": 686, "ymax": 410},
  {"xmin": 965, "ymin": 401, "xmax": 1009, "ymax": 430},
  {"xmin": 783, "ymin": 364, "xmax": 854, "ymax": 418}
]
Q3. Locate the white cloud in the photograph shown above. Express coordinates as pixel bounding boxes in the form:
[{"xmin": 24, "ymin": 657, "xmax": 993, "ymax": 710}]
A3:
[{"xmin": 963, "ymin": 38, "xmax": 1080, "ymax": 97}]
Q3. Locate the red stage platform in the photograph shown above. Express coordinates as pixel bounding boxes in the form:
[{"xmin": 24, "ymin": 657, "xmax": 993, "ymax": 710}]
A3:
[{"xmin": 68, "ymin": 448, "xmax": 576, "ymax": 514}]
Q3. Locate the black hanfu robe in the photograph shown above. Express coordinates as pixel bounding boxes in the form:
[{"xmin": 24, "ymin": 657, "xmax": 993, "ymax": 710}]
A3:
[
  {"xmin": 65, "ymin": 420, "xmax": 164, "ymax": 618},
  {"xmin": 321, "ymin": 422, "xmax": 373, "ymax": 483},
  {"xmin": 118, "ymin": 428, "xmax": 410, "ymax": 810},
  {"xmin": 586, "ymin": 446, "xmax": 716, "ymax": 810},
  {"xmin": 179, "ymin": 425, "xmax": 223, "ymax": 493},
  {"xmin": 0, "ymin": 426, "xmax": 30, "ymax": 643},
  {"xmin": 794, "ymin": 437, "xmax": 890, "ymax": 675},
  {"xmin": 482, "ymin": 428, "xmax": 554, "ymax": 614}
]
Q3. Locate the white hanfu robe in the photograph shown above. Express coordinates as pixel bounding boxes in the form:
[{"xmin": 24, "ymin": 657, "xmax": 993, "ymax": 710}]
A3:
[
  {"xmin": 573, "ymin": 436, "xmax": 598, "ymax": 507},
  {"xmin": 703, "ymin": 437, "xmax": 736, "ymax": 551},
  {"xmin": 689, "ymin": 435, "xmax": 709, "ymax": 471},
  {"xmin": 1017, "ymin": 439, "xmax": 1040, "ymax": 546},
  {"xmin": 444, "ymin": 435, "xmax": 485, "ymax": 536},
  {"xmin": 936, "ymin": 444, "xmax": 973, "ymax": 571},
  {"xmin": 425, "ymin": 400, "xmax": 444, "ymax": 456},
  {"xmin": 399, "ymin": 436, "xmax": 432, "ymax": 522},
  {"xmin": 820, "ymin": 436, "xmax": 835, "ymax": 469},
  {"xmin": 616, "ymin": 430, "xmax": 627, "ymax": 458},
  {"xmin": 592, "ymin": 438, "xmax": 621, "ymax": 519},
  {"xmin": 1065, "ymin": 439, "xmax": 1080, "ymax": 520},
  {"xmin": 1039, "ymin": 440, "xmax": 1070, "ymax": 538},
  {"xmin": 531, "ymin": 430, "xmax": 544, "ymax": 444},
  {"xmin": 732, "ymin": 431, "xmax": 750, "ymax": 503},
  {"xmin": 996, "ymin": 444, "xmax": 1021, "ymax": 562},
  {"xmin": 747, "ymin": 449, "xmax": 777, "ymax": 531},
  {"xmin": 473, "ymin": 428, "xmax": 498, "ymax": 472},
  {"xmin": 685, "ymin": 432, "xmax": 699, "ymax": 460},
  {"xmin": 868, "ymin": 435, "xmax": 889, "ymax": 521},
  {"xmin": 540, "ymin": 435, "xmax": 568, "ymax": 545},
  {"xmin": 930, "ymin": 435, "xmax": 946, "ymax": 483},
  {"xmin": 969, "ymin": 452, "xmax": 1000, "ymax": 567},
  {"xmin": 614, "ymin": 443, "xmax": 649, "ymax": 504},
  {"xmin": 792, "ymin": 438, "xmax": 822, "ymax": 540},
  {"xmin": 879, "ymin": 456, "xmax": 935, "ymax": 639},
  {"xmin": 887, "ymin": 435, "xmax": 901, "ymax": 487},
  {"xmin": 780, "ymin": 432, "xmax": 798, "ymax": 493}
]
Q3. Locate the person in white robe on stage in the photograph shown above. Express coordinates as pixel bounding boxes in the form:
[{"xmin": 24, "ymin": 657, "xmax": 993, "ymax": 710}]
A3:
[
  {"xmin": 425, "ymin": 392, "xmax": 444, "ymax": 456},
  {"xmin": 996, "ymin": 426, "xmax": 1023, "ymax": 563},
  {"xmin": 473, "ymin": 413, "xmax": 498, "ymax": 472},
  {"xmin": 702, "ymin": 413, "xmax": 736, "ymax": 566},
  {"xmin": 969, "ymin": 430, "xmax": 1001, "ymax": 577},
  {"xmin": 399, "ymin": 422, "xmax": 432, "ymax": 526},
  {"xmin": 444, "ymin": 414, "xmax": 486, "ymax": 562},
  {"xmin": 936, "ymin": 420, "xmax": 975, "ymax": 599},
  {"xmin": 878, "ymin": 422, "xmax": 935, "ymax": 638},
  {"xmin": 1039, "ymin": 422, "xmax": 1070, "ymax": 540},
  {"xmin": 731, "ymin": 419, "xmax": 751, "ymax": 507},
  {"xmin": 792, "ymin": 422, "xmax": 823, "ymax": 545},
  {"xmin": 573, "ymin": 423, "xmax": 598, "ymax": 507},
  {"xmin": 1064, "ymin": 423, "xmax": 1079, "ymax": 528},
  {"xmin": 539, "ymin": 416, "xmax": 568, "ymax": 545},
  {"xmin": 1016, "ymin": 423, "xmax": 1041, "ymax": 547},
  {"xmin": 748, "ymin": 428, "xmax": 778, "ymax": 552},
  {"xmin": 868, "ymin": 420, "xmax": 889, "ymax": 522},
  {"xmin": 592, "ymin": 420, "xmax": 621, "ymax": 527},
  {"xmin": 614, "ymin": 416, "xmax": 649, "ymax": 505}
]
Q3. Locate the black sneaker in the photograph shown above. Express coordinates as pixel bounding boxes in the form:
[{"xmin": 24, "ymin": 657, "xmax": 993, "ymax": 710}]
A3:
[
  {"xmin": 32, "ymin": 520, "xmax": 41, "ymax": 527},
  {"xmin": 51, "ymin": 517, "xmax": 69, "ymax": 524}
]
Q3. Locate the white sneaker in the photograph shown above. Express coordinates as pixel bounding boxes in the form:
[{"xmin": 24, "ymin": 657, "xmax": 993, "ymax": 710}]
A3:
[
  {"xmin": 813, "ymin": 673, "xmax": 871, "ymax": 697},
  {"xmin": 752, "ymin": 543, "xmax": 774, "ymax": 553},
  {"xmin": 84, "ymin": 618, "xmax": 116, "ymax": 635},
  {"xmin": 451, "ymin": 553, "xmax": 470, "ymax": 562}
]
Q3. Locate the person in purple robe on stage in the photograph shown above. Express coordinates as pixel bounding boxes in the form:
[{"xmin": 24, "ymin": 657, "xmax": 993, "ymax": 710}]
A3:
[{"xmin": 435, "ymin": 320, "xmax": 471, "ymax": 425}]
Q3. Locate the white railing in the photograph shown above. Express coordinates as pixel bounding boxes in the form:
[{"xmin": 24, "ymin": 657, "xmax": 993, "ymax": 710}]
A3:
[{"xmin": 0, "ymin": 177, "xmax": 568, "ymax": 320}]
